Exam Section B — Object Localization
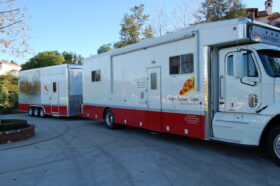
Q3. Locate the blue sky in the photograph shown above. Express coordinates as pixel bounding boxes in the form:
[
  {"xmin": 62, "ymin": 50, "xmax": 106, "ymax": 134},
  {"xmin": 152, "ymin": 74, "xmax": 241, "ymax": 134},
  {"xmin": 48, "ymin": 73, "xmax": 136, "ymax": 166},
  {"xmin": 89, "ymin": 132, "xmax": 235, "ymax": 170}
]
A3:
[{"xmin": 3, "ymin": 0, "xmax": 280, "ymax": 64}]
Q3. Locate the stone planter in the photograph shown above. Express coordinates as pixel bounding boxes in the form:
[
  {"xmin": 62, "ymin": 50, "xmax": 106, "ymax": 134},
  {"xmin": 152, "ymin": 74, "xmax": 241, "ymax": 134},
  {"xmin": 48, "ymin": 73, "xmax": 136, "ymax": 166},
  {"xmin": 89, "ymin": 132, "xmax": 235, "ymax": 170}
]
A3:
[{"xmin": 0, "ymin": 120, "xmax": 35, "ymax": 144}]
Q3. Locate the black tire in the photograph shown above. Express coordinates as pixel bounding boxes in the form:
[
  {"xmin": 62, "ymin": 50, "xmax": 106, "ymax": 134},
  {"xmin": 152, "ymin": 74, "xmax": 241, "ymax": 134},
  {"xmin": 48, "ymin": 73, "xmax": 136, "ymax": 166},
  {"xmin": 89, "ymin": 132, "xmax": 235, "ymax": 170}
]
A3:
[
  {"xmin": 34, "ymin": 107, "xmax": 39, "ymax": 117},
  {"xmin": 28, "ymin": 107, "xmax": 34, "ymax": 116},
  {"xmin": 105, "ymin": 109, "xmax": 117, "ymax": 129},
  {"xmin": 267, "ymin": 125, "xmax": 280, "ymax": 166},
  {"xmin": 39, "ymin": 108, "xmax": 45, "ymax": 118}
]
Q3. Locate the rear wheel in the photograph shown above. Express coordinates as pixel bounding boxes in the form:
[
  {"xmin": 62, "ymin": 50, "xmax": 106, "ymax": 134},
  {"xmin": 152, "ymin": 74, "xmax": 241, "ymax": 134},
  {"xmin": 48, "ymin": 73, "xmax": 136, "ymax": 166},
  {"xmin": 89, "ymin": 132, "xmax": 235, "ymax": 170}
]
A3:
[
  {"xmin": 28, "ymin": 107, "xmax": 33, "ymax": 116},
  {"xmin": 34, "ymin": 107, "xmax": 39, "ymax": 117},
  {"xmin": 39, "ymin": 108, "xmax": 45, "ymax": 118},
  {"xmin": 105, "ymin": 109, "xmax": 117, "ymax": 129},
  {"xmin": 267, "ymin": 125, "xmax": 280, "ymax": 166}
]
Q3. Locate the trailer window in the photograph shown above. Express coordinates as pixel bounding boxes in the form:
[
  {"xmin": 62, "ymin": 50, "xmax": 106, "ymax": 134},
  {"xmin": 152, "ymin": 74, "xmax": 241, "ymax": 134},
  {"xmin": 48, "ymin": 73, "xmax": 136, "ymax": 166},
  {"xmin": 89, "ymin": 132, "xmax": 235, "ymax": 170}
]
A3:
[
  {"xmin": 170, "ymin": 56, "xmax": 180, "ymax": 74},
  {"xmin": 181, "ymin": 54, "xmax": 194, "ymax": 74},
  {"xmin": 169, "ymin": 53, "xmax": 194, "ymax": 75},
  {"xmin": 150, "ymin": 73, "xmax": 157, "ymax": 90},
  {"xmin": 92, "ymin": 70, "xmax": 101, "ymax": 82},
  {"xmin": 53, "ymin": 82, "xmax": 57, "ymax": 93}
]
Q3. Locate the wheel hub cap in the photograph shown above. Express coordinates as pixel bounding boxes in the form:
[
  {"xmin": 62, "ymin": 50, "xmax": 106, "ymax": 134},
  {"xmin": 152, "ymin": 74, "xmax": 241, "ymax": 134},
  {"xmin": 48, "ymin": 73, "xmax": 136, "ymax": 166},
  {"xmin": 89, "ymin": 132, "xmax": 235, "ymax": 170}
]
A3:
[
  {"xmin": 274, "ymin": 135, "xmax": 280, "ymax": 158},
  {"xmin": 106, "ymin": 114, "xmax": 112, "ymax": 125}
]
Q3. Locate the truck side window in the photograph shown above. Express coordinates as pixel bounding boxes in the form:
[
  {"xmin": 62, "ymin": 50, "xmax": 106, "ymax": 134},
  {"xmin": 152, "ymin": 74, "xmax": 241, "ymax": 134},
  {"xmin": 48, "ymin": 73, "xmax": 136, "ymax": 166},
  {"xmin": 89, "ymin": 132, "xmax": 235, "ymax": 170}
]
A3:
[
  {"xmin": 92, "ymin": 70, "xmax": 101, "ymax": 82},
  {"xmin": 170, "ymin": 53, "xmax": 194, "ymax": 75},
  {"xmin": 243, "ymin": 53, "xmax": 258, "ymax": 77},
  {"xmin": 170, "ymin": 56, "xmax": 180, "ymax": 74},
  {"xmin": 227, "ymin": 55, "xmax": 234, "ymax": 76},
  {"xmin": 53, "ymin": 82, "xmax": 57, "ymax": 93}
]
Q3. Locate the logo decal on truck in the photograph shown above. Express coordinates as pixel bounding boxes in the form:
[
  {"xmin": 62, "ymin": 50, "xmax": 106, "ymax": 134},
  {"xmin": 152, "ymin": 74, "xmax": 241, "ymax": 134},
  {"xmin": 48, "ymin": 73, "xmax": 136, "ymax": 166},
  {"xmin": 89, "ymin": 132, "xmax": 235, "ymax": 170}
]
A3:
[
  {"xmin": 179, "ymin": 77, "xmax": 195, "ymax": 96},
  {"xmin": 44, "ymin": 85, "xmax": 48, "ymax": 92}
]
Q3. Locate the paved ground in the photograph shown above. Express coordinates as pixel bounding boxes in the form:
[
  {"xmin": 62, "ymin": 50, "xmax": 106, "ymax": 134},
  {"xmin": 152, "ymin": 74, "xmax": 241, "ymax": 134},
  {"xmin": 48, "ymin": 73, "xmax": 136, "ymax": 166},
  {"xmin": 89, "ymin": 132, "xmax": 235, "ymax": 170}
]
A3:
[{"xmin": 0, "ymin": 114, "xmax": 279, "ymax": 186}]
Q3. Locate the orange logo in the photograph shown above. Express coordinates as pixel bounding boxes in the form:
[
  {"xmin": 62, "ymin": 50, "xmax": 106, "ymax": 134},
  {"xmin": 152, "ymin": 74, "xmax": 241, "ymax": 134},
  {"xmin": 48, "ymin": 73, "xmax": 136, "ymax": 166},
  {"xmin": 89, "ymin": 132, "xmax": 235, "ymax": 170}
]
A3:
[
  {"xmin": 44, "ymin": 85, "xmax": 48, "ymax": 92},
  {"xmin": 179, "ymin": 77, "xmax": 195, "ymax": 96}
]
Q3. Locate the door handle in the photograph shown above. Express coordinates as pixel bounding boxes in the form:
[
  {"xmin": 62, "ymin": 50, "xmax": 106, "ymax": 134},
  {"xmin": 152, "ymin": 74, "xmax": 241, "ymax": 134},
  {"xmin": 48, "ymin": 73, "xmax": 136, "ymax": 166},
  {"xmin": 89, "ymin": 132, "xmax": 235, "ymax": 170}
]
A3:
[{"xmin": 219, "ymin": 75, "xmax": 224, "ymax": 99}]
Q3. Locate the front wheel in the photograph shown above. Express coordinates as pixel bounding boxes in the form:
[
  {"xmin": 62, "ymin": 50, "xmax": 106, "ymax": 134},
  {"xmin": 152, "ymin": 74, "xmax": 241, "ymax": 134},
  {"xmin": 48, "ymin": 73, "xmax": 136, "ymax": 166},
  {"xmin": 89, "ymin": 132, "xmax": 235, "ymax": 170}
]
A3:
[
  {"xmin": 105, "ymin": 109, "xmax": 117, "ymax": 129},
  {"xmin": 267, "ymin": 125, "xmax": 280, "ymax": 166}
]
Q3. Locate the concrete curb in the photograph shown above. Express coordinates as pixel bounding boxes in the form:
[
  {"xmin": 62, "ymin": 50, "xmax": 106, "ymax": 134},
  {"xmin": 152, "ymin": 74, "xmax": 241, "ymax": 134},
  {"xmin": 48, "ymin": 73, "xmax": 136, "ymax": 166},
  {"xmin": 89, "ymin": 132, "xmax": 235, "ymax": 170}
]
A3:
[{"xmin": 0, "ymin": 124, "xmax": 35, "ymax": 144}]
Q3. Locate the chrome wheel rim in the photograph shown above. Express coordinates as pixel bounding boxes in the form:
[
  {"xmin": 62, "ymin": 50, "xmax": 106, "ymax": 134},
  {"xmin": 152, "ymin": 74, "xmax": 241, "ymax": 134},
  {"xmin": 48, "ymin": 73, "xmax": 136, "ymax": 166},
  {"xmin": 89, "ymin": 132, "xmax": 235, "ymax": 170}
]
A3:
[
  {"xmin": 40, "ymin": 109, "xmax": 44, "ymax": 117},
  {"xmin": 106, "ymin": 112, "xmax": 113, "ymax": 126},
  {"xmin": 28, "ymin": 108, "xmax": 33, "ymax": 115},
  {"xmin": 274, "ymin": 134, "xmax": 280, "ymax": 159},
  {"xmin": 34, "ymin": 108, "xmax": 38, "ymax": 116}
]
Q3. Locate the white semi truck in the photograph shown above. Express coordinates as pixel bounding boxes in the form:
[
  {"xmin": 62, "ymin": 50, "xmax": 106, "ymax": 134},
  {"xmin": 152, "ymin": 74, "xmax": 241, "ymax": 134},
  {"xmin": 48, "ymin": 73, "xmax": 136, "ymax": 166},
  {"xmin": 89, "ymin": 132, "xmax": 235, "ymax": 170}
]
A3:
[
  {"xmin": 18, "ymin": 64, "xmax": 83, "ymax": 117},
  {"xmin": 82, "ymin": 18, "xmax": 280, "ymax": 165}
]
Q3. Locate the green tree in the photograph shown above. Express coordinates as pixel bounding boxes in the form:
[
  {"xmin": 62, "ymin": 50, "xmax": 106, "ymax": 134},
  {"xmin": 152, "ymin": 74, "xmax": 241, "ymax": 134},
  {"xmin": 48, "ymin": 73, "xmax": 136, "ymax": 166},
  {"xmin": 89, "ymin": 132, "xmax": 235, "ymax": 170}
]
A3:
[
  {"xmin": 97, "ymin": 43, "xmax": 112, "ymax": 54},
  {"xmin": 225, "ymin": 0, "xmax": 248, "ymax": 19},
  {"xmin": 199, "ymin": 0, "xmax": 248, "ymax": 23},
  {"xmin": 114, "ymin": 4, "xmax": 154, "ymax": 48},
  {"xmin": 0, "ymin": 84, "xmax": 9, "ymax": 108},
  {"xmin": 21, "ymin": 51, "xmax": 65, "ymax": 70},
  {"xmin": 0, "ymin": 76, "xmax": 18, "ymax": 113},
  {"xmin": 62, "ymin": 52, "xmax": 83, "ymax": 64},
  {"xmin": 143, "ymin": 25, "xmax": 154, "ymax": 39}
]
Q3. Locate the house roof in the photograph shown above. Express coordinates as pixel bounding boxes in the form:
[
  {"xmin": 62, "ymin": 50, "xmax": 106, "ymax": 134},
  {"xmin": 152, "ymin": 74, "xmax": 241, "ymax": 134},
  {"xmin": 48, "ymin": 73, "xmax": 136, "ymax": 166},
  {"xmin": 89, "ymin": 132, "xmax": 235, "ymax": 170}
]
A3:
[
  {"xmin": 0, "ymin": 61, "xmax": 21, "ymax": 67},
  {"xmin": 268, "ymin": 12, "xmax": 280, "ymax": 20}
]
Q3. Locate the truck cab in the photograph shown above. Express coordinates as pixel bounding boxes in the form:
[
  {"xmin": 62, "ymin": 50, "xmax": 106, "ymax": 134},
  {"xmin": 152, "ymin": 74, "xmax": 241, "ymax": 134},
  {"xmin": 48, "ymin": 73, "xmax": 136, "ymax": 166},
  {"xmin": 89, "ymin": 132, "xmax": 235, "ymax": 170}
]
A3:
[{"xmin": 213, "ymin": 42, "xmax": 280, "ymax": 165}]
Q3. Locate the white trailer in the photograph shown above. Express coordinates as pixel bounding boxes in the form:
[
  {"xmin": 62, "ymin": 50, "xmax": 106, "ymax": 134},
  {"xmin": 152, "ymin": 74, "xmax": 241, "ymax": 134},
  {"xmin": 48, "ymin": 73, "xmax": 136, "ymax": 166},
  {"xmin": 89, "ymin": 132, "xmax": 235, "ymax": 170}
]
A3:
[
  {"xmin": 83, "ymin": 18, "xmax": 280, "ymax": 165},
  {"xmin": 18, "ymin": 64, "xmax": 83, "ymax": 117}
]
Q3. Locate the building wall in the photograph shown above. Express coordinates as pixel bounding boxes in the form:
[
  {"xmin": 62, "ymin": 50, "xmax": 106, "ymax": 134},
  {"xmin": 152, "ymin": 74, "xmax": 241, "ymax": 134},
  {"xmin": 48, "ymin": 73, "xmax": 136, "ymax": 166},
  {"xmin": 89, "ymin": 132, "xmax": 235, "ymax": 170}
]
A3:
[
  {"xmin": 256, "ymin": 17, "xmax": 268, "ymax": 23},
  {"xmin": 0, "ymin": 63, "xmax": 21, "ymax": 76}
]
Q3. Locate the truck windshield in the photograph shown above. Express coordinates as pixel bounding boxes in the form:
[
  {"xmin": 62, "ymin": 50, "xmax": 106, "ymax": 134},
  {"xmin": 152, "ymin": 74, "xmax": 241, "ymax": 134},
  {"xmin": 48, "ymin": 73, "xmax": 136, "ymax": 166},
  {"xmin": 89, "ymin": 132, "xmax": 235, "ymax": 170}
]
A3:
[{"xmin": 258, "ymin": 50, "xmax": 280, "ymax": 77}]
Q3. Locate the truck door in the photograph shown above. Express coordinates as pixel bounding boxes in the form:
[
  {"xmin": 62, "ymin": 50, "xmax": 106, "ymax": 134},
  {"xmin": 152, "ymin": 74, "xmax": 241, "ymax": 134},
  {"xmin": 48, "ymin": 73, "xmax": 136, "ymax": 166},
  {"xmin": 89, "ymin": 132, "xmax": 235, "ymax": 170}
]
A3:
[
  {"xmin": 51, "ymin": 81, "xmax": 59, "ymax": 114},
  {"xmin": 147, "ymin": 67, "xmax": 162, "ymax": 131},
  {"xmin": 219, "ymin": 49, "xmax": 262, "ymax": 113}
]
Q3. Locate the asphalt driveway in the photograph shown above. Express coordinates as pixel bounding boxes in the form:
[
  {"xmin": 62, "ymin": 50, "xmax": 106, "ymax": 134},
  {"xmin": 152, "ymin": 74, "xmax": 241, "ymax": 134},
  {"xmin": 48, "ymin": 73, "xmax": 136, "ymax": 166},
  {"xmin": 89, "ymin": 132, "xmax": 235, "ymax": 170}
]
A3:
[{"xmin": 0, "ymin": 114, "xmax": 279, "ymax": 186}]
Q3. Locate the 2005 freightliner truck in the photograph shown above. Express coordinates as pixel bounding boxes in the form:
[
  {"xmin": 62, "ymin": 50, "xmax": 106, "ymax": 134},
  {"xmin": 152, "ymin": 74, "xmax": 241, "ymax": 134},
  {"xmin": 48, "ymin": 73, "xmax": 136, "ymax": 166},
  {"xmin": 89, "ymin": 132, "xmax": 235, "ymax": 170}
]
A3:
[{"xmin": 81, "ymin": 18, "xmax": 280, "ymax": 165}]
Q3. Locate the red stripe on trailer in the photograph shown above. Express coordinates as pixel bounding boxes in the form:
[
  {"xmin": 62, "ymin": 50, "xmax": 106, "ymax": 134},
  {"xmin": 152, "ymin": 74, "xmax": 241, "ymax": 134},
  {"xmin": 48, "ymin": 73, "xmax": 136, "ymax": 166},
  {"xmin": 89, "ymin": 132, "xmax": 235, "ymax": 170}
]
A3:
[
  {"xmin": 82, "ymin": 105, "xmax": 106, "ymax": 120},
  {"xmin": 82, "ymin": 105, "xmax": 205, "ymax": 140},
  {"xmin": 18, "ymin": 104, "xmax": 29, "ymax": 112},
  {"xmin": 18, "ymin": 104, "xmax": 68, "ymax": 116}
]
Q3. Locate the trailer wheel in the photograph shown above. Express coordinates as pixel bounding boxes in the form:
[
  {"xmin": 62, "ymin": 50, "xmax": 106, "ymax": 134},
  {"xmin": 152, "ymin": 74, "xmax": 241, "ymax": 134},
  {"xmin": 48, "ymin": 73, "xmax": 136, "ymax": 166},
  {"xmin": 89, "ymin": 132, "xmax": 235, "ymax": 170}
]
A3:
[
  {"xmin": 39, "ymin": 108, "xmax": 45, "ymax": 118},
  {"xmin": 28, "ymin": 107, "xmax": 34, "ymax": 116},
  {"xmin": 267, "ymin": 125, "xmax": 280, "ymax": 166},
  {"xmin": 105, "ymin": 109, "xmax": 117, "ymax": 129},
  {"xmin": 34, "ymin": 107, "xmax": 39, "ymax": 117}
]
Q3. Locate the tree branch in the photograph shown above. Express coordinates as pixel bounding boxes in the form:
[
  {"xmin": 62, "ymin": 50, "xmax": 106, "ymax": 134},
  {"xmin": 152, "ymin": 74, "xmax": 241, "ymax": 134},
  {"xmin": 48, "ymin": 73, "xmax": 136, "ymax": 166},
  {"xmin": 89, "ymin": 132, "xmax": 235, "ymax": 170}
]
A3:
[
  {"xmin": 0, "ymin": 0, "xmax": 16, "ymax": 6},
  {"xmin": 0, "ymin": 20, "xmax": 22, "ymax": 30},
  {"xmin": 0, "ymin": 8, "xmax": 20, "ymax": 15}
]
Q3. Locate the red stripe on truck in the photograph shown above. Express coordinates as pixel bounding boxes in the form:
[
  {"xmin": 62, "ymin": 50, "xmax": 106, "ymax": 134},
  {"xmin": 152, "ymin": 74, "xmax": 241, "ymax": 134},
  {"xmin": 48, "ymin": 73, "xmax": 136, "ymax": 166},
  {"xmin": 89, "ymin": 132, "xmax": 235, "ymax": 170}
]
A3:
[
  {"xmin": 82, "ymin": 105, "xmax": 205, "ymax": 140},
  {"xmin": 18, "ymin": 104, "xmax": 68, "ymax": 116}
]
